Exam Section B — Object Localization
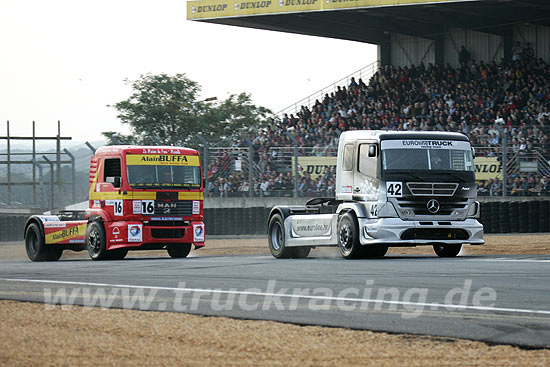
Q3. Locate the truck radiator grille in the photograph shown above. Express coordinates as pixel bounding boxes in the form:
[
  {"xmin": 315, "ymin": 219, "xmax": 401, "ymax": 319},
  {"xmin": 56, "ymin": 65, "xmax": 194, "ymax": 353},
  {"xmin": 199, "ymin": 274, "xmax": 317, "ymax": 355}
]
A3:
[
  {"xmin": 154, "ymin": 200, "xmax": 193, "ymax": 216},
  {"xmin": 396, "ymin": 197, "xmax": 468, "ymax": 215},
  {"xmin": 406, "ymin": 182, "xmax": 458, "ymax": 196}
]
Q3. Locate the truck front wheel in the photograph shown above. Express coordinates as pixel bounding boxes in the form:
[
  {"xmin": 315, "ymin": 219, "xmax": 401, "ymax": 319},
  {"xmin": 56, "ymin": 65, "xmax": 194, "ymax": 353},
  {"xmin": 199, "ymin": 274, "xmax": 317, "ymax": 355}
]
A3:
[
  {"xmin": 167, "ymin": 243, "xmax": 192, "ymax": 258},
  {"xmin": 363, "ymin": 245, "xmax": 388, "ymax": 258},
  {"xmin": 433, "ymin": 243, "xmax": 462, "ymax": 258},
  {"xmin": 268, "ymin": 214, "xmax": 295, "ymax": 258},
  {"xmin": 337, "ymin": 213, "xmax": 365, "ymax": 259},
  {"xmin": 25, "ymin": 223, "xmax": 62, "ymax": 262},
  {"xmin": 87, "ymin": 221, "xmax": 109, "ymax": 261}
]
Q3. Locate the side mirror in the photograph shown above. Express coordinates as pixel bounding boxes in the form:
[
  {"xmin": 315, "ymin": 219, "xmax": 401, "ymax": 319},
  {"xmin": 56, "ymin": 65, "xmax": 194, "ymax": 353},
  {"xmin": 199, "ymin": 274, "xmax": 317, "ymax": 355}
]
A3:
[
  {"xmin": 114, "ymin": 176, "xmax": 122, "ymax": 188},
  {"xmin": 368, "ymin": 145, "xmax": 377, "ymax": 157},
  {"xmin": 471, "ymin": 147, "xmax": 476, "ymax": 159}
]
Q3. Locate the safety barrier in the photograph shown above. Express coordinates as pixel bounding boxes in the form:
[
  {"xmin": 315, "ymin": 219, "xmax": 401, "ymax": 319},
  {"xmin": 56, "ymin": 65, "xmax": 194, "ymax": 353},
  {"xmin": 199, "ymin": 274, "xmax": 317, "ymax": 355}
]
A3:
[
  {"xmin": 0, "ymin": 215, "xmax": 28, "ymax": 242},
  {"xmin": 2, "ymin": 202, "xmax": 550, "ymax": 241},
  {"xmin": 479, "ymin": 201, "xmax": 550, "ymax": 234}
]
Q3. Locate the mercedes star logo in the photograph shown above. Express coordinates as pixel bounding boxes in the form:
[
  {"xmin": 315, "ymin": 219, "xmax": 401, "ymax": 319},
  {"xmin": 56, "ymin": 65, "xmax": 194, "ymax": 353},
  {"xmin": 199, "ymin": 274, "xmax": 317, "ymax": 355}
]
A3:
[{"xmin": 427, "ymin": 199, "xmax": 440, "ymax": 214}]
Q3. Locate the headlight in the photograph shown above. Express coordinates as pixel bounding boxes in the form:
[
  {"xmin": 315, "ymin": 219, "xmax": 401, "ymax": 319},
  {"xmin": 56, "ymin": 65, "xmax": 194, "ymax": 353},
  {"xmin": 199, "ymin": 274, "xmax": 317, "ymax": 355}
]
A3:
[{"xmin": 400, "ymin": 209, "xmax": 413, "ymax": 216}]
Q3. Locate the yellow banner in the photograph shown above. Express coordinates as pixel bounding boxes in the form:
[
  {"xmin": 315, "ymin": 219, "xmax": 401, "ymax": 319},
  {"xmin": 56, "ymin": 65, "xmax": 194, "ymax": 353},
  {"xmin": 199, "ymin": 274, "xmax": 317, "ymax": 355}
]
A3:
[
  {"xmin": 474, "ymin": 157, "xmax": 502, "ymax": 181},
  {"xmin": 45, "ymin": 224, "xmax": 87, "ymax": 244},
  {"xmin": 187, "ymin": 0, "xmax": 459, "ymax": 20},
  {"xmin": 293, "ymin": 156, "xmax": 501, "ymax": 181},
  {"xmin": 126, "ymin": 154, "xmax": 200, "ymax": 166},
  {"xmin": 294, "ymin": 156, "xmax": 337, "ymax": 180}
]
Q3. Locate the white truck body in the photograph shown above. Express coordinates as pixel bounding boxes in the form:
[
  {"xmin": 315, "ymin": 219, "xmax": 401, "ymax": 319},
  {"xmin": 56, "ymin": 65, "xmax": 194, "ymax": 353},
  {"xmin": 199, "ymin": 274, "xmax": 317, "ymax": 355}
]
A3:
[{"xmin": 268, "ymin": 130, "xmax": 484, "ymax": 259}]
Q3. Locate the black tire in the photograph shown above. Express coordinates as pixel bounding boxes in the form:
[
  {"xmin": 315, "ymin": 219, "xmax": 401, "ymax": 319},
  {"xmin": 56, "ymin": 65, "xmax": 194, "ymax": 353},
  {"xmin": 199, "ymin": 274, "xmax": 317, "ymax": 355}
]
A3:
[
  {"xmin": 292, "ymin": 247, "xmax": 311, "ymax": 259},
  {"xmin": 167, "ymin": 243, "xmax": 192, "ymax": 258},
  {"xmin": 268, "ymin": 214, "xmax": 294, "ymax": 258},
  {"xmin": 25, "ymin": 223, "xmax": 63, "ymax": 262},
  {"xmin": 433, "ymin": 243, "xmax": 462, "ymax": 258},
  {"xmin": 87, "ymin": 221, "xmax": 109, "ymax": 261},
  {"xmin": 107, "ymin": 249, "xmax": 128, "ymax": 260},
  {"xmin": 337, "ymin": 213, "xmax": 365, "ymax": 259},
  {"xmin": 362, "ymin": 245, "xmax": 388, "ymax": 258}
]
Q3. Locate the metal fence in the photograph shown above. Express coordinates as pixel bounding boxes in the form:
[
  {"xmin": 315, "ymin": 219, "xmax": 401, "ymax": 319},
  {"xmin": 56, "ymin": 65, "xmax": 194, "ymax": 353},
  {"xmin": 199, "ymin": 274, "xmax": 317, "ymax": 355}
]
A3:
[{"xmin": 203, "ymin": 143, "xmax": 550, "ymax": 198}]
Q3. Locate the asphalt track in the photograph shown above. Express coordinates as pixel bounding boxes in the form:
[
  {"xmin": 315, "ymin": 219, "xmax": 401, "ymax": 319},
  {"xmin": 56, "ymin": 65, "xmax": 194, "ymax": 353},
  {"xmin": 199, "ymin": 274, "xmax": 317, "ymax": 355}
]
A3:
[{"xmin": 1, "ymin": 253, "xmax": 550, "ymax": 348}]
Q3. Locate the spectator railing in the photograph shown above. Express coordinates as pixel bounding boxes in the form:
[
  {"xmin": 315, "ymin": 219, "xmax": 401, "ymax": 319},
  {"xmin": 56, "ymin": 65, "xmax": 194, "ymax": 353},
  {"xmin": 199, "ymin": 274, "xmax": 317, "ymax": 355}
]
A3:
[{"xmin": 274, "ymin": 60, "xmax": 380, "ymax": 119}]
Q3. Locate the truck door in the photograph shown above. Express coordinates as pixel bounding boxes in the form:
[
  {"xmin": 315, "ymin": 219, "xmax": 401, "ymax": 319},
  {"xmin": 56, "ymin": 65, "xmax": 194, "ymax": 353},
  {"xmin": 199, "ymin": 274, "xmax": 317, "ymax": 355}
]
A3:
[
  {"xmin": 97, "ymin": 157, "xmax": 124, "ymax": 218},
  {"xmin": 353, "ymin": 140, "xmax": 379, "ymax": 201},
  {"xmin": 338, "ymin": 142, "xmax": 355, "ymax": 200}
]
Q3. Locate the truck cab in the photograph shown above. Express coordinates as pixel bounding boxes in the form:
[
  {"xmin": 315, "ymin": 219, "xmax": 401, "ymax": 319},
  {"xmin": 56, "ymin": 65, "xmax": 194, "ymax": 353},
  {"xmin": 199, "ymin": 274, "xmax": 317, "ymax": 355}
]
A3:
[
  {"xmin": 267, "ymin": 131, "xmax": 484, "ymax": 259},
  {"xmin": 24, "ymin": 145, "xmax": 205, "ymax": 261}
]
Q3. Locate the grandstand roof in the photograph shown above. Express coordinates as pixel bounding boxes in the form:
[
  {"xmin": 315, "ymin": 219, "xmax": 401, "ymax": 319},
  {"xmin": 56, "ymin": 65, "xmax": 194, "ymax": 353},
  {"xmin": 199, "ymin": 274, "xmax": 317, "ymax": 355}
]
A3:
[{"xmin": 187, "ymin": 0, "xmax": 550, "ymax": 44}]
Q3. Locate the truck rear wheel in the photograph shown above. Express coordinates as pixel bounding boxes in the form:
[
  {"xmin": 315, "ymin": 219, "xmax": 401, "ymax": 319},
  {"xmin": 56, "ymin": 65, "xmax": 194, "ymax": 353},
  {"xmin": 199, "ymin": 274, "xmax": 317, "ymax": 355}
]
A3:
[
  {"xmin": 337, "ymin": 213, "xmax": 365, "ymax": 259},
  {"xmin": 433, "ymin": 243, "xmax": 462, "ymax": 258},
  {"xmin": 167, "ymin": 243, "xmax": 192, "ymax": 258},
  {"xmin": 87, "ymin": 221, "xmax": 109, "ymax": 261},
  {"xmin": 292, "ymin": 247, "xmax": 311, "ymax": 259},
  {"xmin": 25, "ymin": 223, "xmax": 62, "ymax": 262},
  {"xmin": 268, "ymin": 214, "xmax": 295, "ymax": 258}
]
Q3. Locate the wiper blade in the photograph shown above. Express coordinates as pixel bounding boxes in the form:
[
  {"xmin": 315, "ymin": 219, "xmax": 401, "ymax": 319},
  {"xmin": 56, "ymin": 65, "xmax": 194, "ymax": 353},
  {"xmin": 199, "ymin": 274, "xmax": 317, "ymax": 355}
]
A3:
[
  {"xmin": 159, "ymin": 184, "xmax": 200, "ymax": 190},
  {"xmin": 431, "ymin": 171, "xmax": 466, "ymax": 183},
  {"xmin": 130, "ymin": 184, "xmax": 150, "ymax": 189},
  {"xmin": 385, "ymin": 171, "xmax": 425, "ymax": 181}
]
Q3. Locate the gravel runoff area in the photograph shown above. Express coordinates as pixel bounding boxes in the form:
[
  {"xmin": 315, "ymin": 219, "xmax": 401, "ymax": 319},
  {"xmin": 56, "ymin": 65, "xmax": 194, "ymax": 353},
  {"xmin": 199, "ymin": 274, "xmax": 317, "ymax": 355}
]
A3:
[{"xmin": 1, "ymin": 234, "xmax": 550, "ymax": 366}]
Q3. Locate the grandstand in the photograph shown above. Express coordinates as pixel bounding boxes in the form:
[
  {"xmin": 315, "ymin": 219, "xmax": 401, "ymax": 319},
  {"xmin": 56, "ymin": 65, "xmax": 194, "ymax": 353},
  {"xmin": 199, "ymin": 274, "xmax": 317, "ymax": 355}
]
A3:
[{"xmin": 188, "ymin": 0, "xmax": 550, "ymax": 197}]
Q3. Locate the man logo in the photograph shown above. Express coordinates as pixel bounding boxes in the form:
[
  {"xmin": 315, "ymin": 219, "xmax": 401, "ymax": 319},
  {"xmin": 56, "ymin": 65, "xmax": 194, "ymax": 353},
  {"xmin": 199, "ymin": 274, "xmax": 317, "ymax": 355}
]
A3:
[{"xmin": 427, "ymin": 199, "xmax": 440, "ymax": 214}]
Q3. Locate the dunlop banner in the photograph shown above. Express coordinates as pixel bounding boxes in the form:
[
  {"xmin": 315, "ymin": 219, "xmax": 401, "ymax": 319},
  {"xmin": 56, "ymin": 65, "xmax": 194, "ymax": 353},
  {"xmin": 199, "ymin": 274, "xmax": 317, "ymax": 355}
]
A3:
[
  {"xmin": 126, "ymin": 154, "xmax": 200, "ymax": 166},
  {"xmin": 474, "ymin": 157, "xmax": 502, "ymax": 181},
  {"xmin": 292, "ymin": 155, "xmax": 501, "ymax": 180},
  {"xmin": 293, "ymin": 156, "xmax": 337, "ymax": 179},
  {"xmin": 187, "ymin": 0, "xmax": 457, "ymax": 20}
]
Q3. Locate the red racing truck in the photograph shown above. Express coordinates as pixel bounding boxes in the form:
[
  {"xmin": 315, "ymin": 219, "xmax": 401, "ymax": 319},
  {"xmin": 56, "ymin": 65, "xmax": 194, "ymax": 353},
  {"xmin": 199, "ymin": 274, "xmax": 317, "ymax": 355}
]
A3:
[{"xmin": 24, "ymin": 145, "xmax": 205, "ymax": 261}]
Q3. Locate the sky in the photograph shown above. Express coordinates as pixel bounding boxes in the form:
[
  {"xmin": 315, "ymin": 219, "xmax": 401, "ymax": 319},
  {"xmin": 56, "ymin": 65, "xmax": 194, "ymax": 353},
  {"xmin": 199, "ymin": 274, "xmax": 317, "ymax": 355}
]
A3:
[{"xmin": 0, "ymin": 0, "xmax": 377, "ymax": 146}]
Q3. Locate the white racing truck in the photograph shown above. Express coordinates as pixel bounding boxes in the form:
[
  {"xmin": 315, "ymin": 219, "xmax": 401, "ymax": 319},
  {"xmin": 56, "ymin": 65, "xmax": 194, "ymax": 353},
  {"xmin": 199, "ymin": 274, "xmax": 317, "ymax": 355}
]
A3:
[{"xmin": 267, "ymin": 130, "xmax": 484, "ymax": 259}]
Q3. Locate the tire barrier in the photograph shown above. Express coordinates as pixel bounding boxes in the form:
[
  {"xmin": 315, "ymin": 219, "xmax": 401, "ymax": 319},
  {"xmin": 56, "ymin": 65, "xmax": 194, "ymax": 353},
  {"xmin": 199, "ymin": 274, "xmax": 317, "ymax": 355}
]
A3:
[
  {"xmin": 0, "ymin": 216, "xmax": 27, "ymax": 242},
  {"xmin": 499, "ymin": 202, "xmax": 511, "ymax": 234},
  {"xmin": 509, "ymin": 201, "xmax": 520, "ymax": 233},
  {"xmin": 203, "ymin": 201, "xmax": 550, "ymax": 236},
  {"xmin": 4, "ymin": 201, "xmax": 550, "ymax": 242},
  {"xmin": 479, "ymin": 202, "xmax": 491, "ymax": 234},
  {"xmin": 528, "ymin": 201, "xmax": 540, "ymax": 233},
  {"xmin": 489, "ymin": 201, "xmax": 500, "ymax": 233},
  {"xmin": 540, "ymin": 200, "xmax": 550, "ymax": 233},
  {"xmin": 519, "ymin": 201, "xmax": 529, "ymax": 233}
]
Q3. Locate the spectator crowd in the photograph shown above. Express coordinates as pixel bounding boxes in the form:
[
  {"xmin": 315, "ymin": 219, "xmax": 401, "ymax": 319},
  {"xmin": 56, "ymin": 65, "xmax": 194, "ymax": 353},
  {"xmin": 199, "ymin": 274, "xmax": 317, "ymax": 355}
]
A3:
[{"xmin": 206, "ymin": 48, "xmax": 550, "ymax": 197}]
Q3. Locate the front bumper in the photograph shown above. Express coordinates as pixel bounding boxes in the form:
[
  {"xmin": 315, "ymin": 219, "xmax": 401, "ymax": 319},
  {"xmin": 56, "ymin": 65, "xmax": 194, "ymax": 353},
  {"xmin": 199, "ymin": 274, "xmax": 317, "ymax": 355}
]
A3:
[
  {"xmin": 105, "ymin": 221, "xmax": 205, "ymax": 250},
  {"xmin": 357, "ymin": 217, "xmax": 484, "ymax": 246}
]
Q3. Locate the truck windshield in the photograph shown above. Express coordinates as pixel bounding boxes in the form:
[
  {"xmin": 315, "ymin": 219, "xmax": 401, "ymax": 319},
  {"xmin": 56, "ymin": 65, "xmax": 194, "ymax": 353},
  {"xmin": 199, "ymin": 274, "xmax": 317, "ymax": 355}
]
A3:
[
  {"xmin": 127, "ymin": 165, "xmax": 201, "ymax": 189},
  {"xmin": 126, "ymin": 154, "xmax": 201, "ymax": 189},
  {"xmin": 382, "ymin": 148, "xmax": 474, "ymax": 172}
]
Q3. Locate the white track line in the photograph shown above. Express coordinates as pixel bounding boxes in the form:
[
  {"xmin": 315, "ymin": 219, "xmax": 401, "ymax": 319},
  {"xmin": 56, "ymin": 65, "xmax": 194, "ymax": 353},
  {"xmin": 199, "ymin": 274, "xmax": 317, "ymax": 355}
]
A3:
[
  {"xmin": 463, "ymin": 258, "xmax": 550, "ymax": 263},
  {"xmin": 2, "ymin": 277, "xmax": 550, "ymax": 316}
]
